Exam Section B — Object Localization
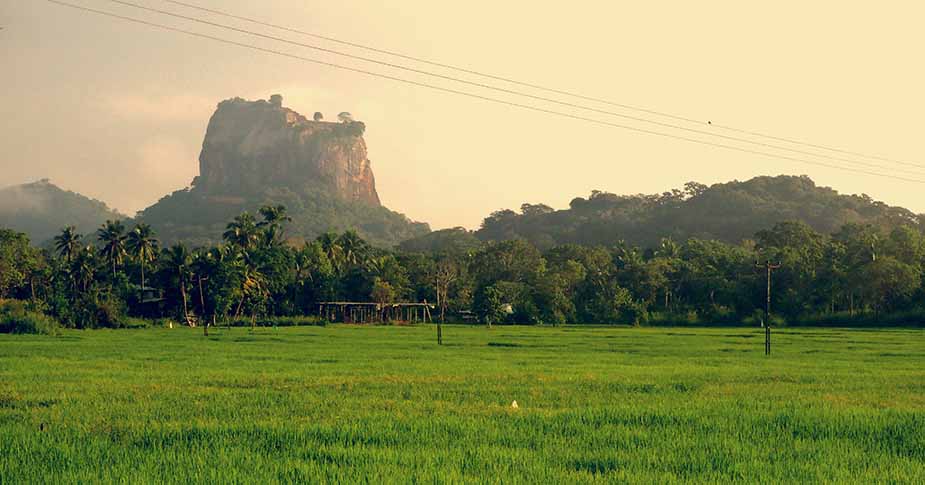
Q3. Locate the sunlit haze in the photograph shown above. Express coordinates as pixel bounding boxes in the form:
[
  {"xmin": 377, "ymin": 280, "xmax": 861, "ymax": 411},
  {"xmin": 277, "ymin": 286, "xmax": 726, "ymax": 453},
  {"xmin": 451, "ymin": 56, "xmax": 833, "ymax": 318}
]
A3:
[{"xmin": 3, "ymin": 1, "xmax": 925, "ymax": 228}]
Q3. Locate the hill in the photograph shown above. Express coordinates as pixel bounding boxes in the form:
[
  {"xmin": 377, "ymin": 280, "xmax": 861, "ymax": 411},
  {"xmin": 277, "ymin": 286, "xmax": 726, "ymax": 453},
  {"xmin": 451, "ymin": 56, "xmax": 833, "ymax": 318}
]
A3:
[
  {"xmin": 0, "ymin": 179, "xmax": 127, "ymax": 244},
  {"xmin": 136, "ymin": 95, "xmax": 428, "ymax": 246},
  {"xmin": 402, "ymin": 175, "xmax": 923, "ymax": 251}
]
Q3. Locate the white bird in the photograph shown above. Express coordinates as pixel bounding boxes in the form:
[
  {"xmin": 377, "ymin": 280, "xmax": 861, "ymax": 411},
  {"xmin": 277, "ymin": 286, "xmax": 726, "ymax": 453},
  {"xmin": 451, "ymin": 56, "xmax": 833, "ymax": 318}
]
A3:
[{"xmin": 511, "ymin": 400, "xmax": 519, "ymax": 409}]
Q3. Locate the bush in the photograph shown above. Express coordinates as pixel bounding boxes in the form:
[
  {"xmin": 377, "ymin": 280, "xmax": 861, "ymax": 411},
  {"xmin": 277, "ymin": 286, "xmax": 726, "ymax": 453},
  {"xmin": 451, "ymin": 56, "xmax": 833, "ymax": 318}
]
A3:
[
  {"xmin": 221, "ymin": 316, "xmax": 328, "ymax": 328},
  {"xmin": 0, "ymin": 300, "xmax": 61, "ymax": 335},
  {"xmin": 795, "ymin": 310, "xmax": 925, "ymax": 328}
]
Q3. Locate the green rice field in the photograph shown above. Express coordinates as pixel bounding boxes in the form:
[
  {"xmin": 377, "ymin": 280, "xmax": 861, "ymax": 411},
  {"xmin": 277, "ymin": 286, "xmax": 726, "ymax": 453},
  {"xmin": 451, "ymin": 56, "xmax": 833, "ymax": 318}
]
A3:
[{"xmin": 1, "ymin": 325, "xmax": 923, "ymax": 483}]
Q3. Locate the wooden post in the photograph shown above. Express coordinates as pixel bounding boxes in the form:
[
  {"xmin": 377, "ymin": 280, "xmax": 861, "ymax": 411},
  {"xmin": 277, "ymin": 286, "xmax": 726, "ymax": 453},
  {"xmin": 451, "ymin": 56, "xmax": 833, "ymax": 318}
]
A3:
[{"xmin": 757, "ymin": 261, "xmax": 781, "ymax": 356}]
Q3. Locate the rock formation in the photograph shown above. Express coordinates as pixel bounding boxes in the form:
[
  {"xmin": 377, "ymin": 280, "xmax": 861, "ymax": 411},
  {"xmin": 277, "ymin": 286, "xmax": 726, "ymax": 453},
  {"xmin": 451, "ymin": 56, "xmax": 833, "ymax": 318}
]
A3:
[
  {"xmin": 135, "ymin": 95, "xmax": 429, "ymax": 247},
  {"xmin": 193, "ymin": 96, "xmax": 380, "ymax": 206}
]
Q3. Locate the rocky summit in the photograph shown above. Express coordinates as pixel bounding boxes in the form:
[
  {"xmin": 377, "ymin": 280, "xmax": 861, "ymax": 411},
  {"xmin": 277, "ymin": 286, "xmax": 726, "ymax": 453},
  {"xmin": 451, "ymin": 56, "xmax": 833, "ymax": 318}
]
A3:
[
  {"xmin": 194, "ymin": 95, "xmax": 380, "ymax": 206},
  {"xmin": 134, "ymin": 95, "xmax": 429, "ymax": 247}
]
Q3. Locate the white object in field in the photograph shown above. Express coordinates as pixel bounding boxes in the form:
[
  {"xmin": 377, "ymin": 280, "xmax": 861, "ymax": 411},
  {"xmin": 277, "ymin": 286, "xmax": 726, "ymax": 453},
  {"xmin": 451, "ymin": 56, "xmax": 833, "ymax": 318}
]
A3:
[
  {"xmin": 168, "ymin": 322, "xmax": 173, "ymax": 329},
  {"xmin": 511, "ymin": 400, "xmax": 519, "ymax": 409}
]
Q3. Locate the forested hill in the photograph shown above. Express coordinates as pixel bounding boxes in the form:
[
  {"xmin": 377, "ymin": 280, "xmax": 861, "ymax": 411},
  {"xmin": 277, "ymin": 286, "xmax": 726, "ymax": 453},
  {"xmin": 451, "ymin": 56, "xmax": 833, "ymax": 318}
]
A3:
[
  {"xmin": 0, "ymin": 179, "xmax": 127, "ymax": 245},
  {"xmin": 470, "ymin": 176, "xmax": 923, "ymax": 250}
]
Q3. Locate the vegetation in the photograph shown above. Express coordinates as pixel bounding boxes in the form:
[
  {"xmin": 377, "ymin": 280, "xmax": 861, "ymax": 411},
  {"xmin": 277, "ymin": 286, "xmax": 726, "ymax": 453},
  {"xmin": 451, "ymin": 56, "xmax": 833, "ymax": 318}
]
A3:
[
  {"xmin": 0, "ymin": 325, "xmax": 922, "ymax": 482},
  {"xmin": 0, "ymin": 300, "xmax": 60, "ymax": 335},
  {"xmin": 0, "ymin": 179, "xmax": 126, "ymax": 245},
  {"xmin": 136, "ymin": 184, "xmax": 428, "ymax": 248},
  {"xmin": 473, "ymin": 176, "xmax": 924, "ymax": 250},
  {"xmin": 3, "ymin": 196, "xmax": 925, "ymax": 329}
]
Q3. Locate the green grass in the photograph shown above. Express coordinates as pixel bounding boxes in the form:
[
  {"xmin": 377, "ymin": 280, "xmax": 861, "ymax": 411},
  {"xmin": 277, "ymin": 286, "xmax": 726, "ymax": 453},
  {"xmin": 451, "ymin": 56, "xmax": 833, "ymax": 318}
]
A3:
[{"xmin": 1, "ymin": 325, "xmax": 923, "ymax": 483}]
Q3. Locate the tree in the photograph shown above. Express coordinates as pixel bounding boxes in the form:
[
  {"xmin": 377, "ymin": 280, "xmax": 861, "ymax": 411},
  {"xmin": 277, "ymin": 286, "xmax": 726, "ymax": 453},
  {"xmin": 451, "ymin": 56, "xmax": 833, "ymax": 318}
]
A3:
[
  {"xmin": 126, "ymin": 224, "xmax": 159, "ymax": 292},
  {"xmin": 474, "ymin": 285, "xmax": 505, "ymax": 327},
  {"xmin": 162, "ymin": 244, "xmax": 193, "ymax": 326},
  {"xmin": 755, "ymin": 221, "xmax": 826, "ymax": 317},
  {"xmin": 71, "ymin": 245, "xmax": 98, "ymax": 295},
  {"xmin": 190, "ymin": 250, "xmax": 213, "ymax": 335},
  {"xmin": 471, "ymin": 240, "xmax": 545, "ymax": 287},
  {"xmin": 257, "ymin": 204, "xmax": 292, "ymax": 246},
  {"xmin": 97, "ymin": 220, "xmax": 127, "ymax": 279},
  {"xmin": 228, "ymin": 250, "xmax": 268, "ymax": 328},
  {"xmin": 371, "ymin": 279, "xmax": 396, "ymax": 306},
  {"xmin": 313, "ymin": 112, "xmax": 324, "ymax": 121},
  {"xmin": 337, "ymin": 112, "xmax": 353, "ymax": 123},
  {"xmin": 433, "ymin": 259, "xmax": 459, "ymax": 323},
  {"xmin": 316, "ymin": 232, "xmax": 343, "ymax": 269},
  {"xmin": 432, "ymin": 257, "xmax": 460, "ymax": 344},
  {"xmin": 0, "ymin": 229, "xmax": 37, "ymax": 299},
  {"xmin": 862, "ymin": 257, "xmax": 921, "ymax": 314},
  {"xmin": 54, "ymin": 226, "xmax": 82, "ymax": 264},
  {"xmin": 223, "ymin": 212, "xmax": 260, "ymax": 250},
  {"xmin": 336, "ymin": 230, "xmax": 369, "ymax": 269}
]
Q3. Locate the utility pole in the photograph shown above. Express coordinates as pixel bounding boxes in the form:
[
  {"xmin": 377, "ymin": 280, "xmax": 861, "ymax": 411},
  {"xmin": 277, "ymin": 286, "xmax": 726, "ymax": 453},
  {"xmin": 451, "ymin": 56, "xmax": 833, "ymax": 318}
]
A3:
[{"xmin": 757, "ymin": 261, "xmax": 781, "ymax": 355}]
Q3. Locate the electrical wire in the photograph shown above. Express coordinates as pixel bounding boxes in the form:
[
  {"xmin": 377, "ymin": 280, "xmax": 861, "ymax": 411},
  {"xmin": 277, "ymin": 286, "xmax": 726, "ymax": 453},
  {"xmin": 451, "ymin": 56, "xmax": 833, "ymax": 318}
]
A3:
[
  {"xmin": 105, "ymin": 0, "xmax": 925, "ymax": 176},
  {"xmin": 45, "ymin": 0, "xmax": 925, "ymax": 185},
  {"xmin": 162, "ymin": 0, "xmax": 925, "ymax": 171}
]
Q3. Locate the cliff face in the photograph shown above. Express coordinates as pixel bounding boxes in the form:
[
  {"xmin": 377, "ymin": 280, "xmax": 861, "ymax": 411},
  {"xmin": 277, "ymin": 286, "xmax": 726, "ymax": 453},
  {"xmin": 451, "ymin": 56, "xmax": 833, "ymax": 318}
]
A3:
[
  {"xmin": 135, "ymin": 95, "xmax": 428, "ymax": 247},
  {"xmin": 194, "ymin": 96, "xmax": 380, "ymax": 206}
]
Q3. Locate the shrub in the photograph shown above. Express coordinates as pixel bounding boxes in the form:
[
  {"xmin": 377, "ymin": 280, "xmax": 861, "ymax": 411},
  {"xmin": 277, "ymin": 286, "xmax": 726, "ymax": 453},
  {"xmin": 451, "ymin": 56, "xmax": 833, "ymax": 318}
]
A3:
[
  {"xmin": 0, "ymin": 300, "xmax": 61, "ymax": 335},
  {"xmin": 222, "ymin": 316, "xmax": 328, "ymax": 328}
]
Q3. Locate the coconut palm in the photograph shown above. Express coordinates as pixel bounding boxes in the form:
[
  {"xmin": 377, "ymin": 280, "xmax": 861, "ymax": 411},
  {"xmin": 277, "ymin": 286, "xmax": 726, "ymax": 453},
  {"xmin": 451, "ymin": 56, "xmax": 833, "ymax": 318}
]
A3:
[
  {"xmin": 337, "ymin": 230, "xmax": 368, "ymax": 268},
  {"xmin": 54, "ymin": 226, "xmax": 82, "ymax": 264},
  {"xmin": 126, "ymin": 224, "xmax": 159, "ymax": 292},
  {"xmin": 223, "ymin": 212, "xmax": 260, "ymax": 250},
  {"xmin": 71, "ymin": 245, "xmax": 98, "ymax": 294},
  {"xmin": 162, "ymin": 243, "xmax": 192, "ymax": 325},
  {"xmin": 257, "ymin": 204, "xmax": 292, "ymax": 242},
  {"xmin": 190, "ymin": 250, "xmax": 215, "ymax": 335},
  {"xmin": 97, "ymin": 220, "xmax": 127, "ymax": 278},
  {"xmin": 317, "ymin": 232, "xmax": 342, "ymax": 267},
  {"xmin": 228, "ymin": 251, "xmax": 267, "ymax": 327}
]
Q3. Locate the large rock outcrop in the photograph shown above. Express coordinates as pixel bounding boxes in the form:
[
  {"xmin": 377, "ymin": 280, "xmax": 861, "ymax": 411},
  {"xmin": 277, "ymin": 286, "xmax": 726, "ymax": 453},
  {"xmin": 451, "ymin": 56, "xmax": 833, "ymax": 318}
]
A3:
[
  {"xmin": 193, "ymin": 96, "xmax": 380, "ymax": 206},
  {"xmin": 135, "ymin": 95, "xmax": 429, "ymax": 247}
]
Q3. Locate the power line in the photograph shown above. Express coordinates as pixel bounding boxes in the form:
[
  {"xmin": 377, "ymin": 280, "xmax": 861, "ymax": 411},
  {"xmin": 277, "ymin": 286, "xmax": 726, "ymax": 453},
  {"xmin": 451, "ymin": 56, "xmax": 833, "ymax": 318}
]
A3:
[
  {"xmin": 106, "ymin": 0, "xmax": 925, "ymax": 176},
  {"xmin": 163, "ymin": 0, "xmax": 925, "ymax": 171},
  {"xmin": 45, "ymin": 0, "xmax": 925, "ymax": 184}
]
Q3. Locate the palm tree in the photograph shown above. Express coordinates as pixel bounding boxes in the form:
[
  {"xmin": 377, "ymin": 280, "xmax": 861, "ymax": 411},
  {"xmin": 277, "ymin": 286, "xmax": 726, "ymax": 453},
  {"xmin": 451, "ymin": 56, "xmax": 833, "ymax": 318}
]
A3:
[
  {"xmin": 337, "ymin": 230, "xmax": 368, "ymax": 268},
  {"xmin": 228, "ymin": 251, "xmax": 267, "ymax": 328},
  {"xmin": 54, "ymin": 226, "xmax": 82, "ymax": 263},
  {"xmin": 223, "ymin": 212, "xmax": 259, "ymax": 250},
  {"xmin": 257, "ymin": 204, "xmax": 292, "ymax": 245},
  {"xmin": 97, "ymin": 220, "xmax": 127, "ymax": 278},
  {"xmin": 126, "ymin": 224, "xmax": 159, "ymax": 293},
  {"xmin": 72, "ymin": 245, "xmax": 98, "ymax": 295},
  {"xmin": 163, "ymin": 243, "xmax": 192, "ymax": 326},
  {"xmin": 317, "ymin": 232, "xmax": 343, "ymax": 267},
  {"xmin": 190, "ymin": 250, "xmax": 214, "ymax": 336}
]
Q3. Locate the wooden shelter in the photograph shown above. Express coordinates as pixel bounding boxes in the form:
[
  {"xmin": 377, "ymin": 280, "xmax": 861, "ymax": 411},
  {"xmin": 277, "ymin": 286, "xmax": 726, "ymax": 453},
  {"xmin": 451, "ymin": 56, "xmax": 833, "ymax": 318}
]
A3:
[{"xmin": 317, "ymin": 302, "xmax": 434, "ymax": 324}]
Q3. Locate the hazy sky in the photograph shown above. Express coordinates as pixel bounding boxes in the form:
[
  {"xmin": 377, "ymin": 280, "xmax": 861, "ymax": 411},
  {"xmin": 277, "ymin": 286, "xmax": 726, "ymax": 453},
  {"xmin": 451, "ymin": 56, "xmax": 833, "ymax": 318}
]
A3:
[{"xmin": 3, "ymin": 1, "xmax": 925, "ymax": 229}]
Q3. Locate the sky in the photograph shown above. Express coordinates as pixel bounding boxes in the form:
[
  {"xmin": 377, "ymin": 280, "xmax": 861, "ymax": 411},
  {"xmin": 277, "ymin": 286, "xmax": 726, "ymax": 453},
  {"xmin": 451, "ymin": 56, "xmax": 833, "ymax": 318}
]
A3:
[{"xmin": 2, "ymin": 1, "xmax": 925, "ymax": 230}]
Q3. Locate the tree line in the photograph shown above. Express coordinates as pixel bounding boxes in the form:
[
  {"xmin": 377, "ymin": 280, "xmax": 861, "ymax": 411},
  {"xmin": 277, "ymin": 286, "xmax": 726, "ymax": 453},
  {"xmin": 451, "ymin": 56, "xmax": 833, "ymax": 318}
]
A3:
[{"xmin": 2, "ymin": 204, "xmax": 924, "ymax": 332}]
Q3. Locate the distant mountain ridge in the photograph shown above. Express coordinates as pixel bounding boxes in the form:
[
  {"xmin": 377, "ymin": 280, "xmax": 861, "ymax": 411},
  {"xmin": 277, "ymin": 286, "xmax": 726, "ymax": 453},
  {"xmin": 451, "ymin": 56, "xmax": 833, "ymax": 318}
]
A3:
[
  {"xmin": 0, "ymin": 179, "xmax": 126, "ymax": 244},
  {"xmin": 402, "ymin": 175, "xmax": 924, "ymax": 252}
]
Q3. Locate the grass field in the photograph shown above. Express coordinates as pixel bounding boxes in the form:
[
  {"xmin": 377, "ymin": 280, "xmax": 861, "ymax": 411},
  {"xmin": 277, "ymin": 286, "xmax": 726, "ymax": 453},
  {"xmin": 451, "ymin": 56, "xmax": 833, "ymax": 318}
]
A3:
[{"xmin": 1, "ymin": 324, "xmax": 923, "ymax": 483}]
